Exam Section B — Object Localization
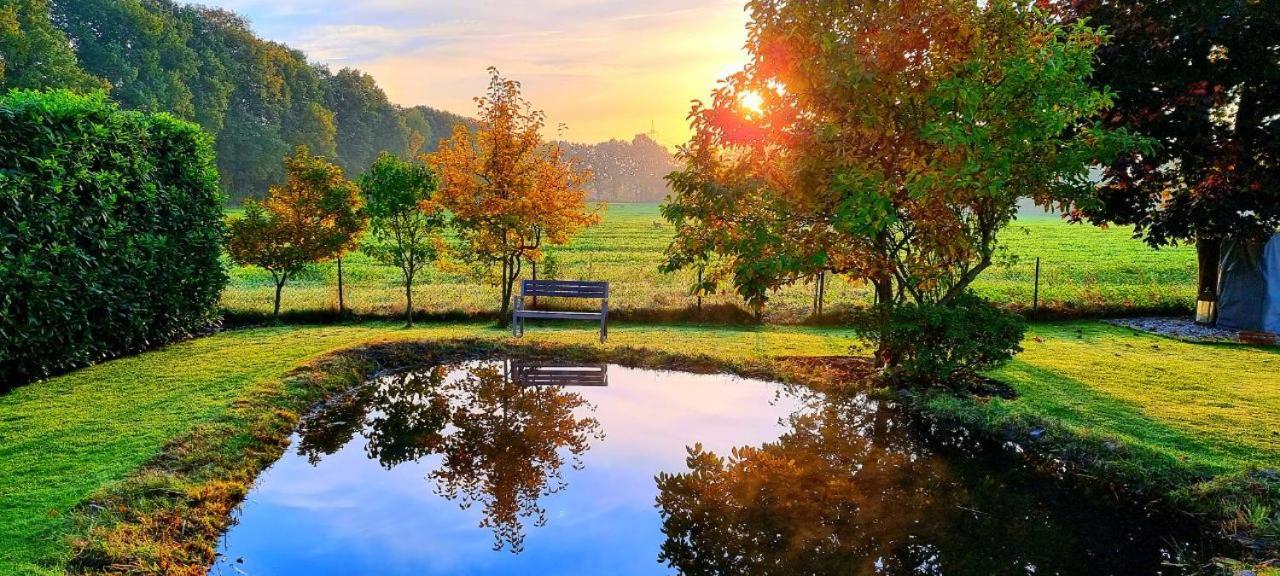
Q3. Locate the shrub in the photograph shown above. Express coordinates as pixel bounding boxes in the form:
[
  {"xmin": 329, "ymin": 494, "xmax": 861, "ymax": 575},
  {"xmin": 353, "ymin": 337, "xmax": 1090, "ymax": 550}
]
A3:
[
  {"xmin": 0, "ymin": 90, "xmax": 226, "ymax": 386},
  {"xmin": 856, "ymin": 293, "xmax": 1026, "ymax": 390}
]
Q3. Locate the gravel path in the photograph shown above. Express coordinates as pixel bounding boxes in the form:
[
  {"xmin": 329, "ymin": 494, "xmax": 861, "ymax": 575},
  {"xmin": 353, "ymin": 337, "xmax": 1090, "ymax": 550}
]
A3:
[{"xmin": 1105, "ymin": 317, "xmax": 1251, "ymax": 343}]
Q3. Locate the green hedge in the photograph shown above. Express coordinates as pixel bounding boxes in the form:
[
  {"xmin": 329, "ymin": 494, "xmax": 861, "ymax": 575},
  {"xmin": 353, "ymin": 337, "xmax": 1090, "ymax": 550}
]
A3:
[{"xmin": 0, "ymin": 90, "xmax": 227, "ymax": 386}]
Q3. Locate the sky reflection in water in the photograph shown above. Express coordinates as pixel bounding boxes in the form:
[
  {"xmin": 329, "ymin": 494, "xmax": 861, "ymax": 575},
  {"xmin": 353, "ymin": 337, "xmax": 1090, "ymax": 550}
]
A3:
[{"xmin": 210, "ymin": 360, "xmax": 1210, "ymax": 576}]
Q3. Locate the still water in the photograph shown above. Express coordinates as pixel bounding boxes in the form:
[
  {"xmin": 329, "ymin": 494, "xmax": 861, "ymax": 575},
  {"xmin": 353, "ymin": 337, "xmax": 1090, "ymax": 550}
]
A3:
[{"xmin": 210, "ymin": 360, "xmax": 1216, "ymax": 576}]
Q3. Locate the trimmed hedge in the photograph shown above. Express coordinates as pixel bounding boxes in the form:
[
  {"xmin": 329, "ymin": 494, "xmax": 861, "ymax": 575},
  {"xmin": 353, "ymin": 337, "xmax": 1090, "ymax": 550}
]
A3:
[{"xmin": 0, "ymin": 90, "xmax": 226, "ymax": 386}]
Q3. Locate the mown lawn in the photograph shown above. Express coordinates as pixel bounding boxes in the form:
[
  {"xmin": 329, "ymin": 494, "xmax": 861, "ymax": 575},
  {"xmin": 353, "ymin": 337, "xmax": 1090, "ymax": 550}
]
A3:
[
  {"xmin": 993, "ymin": 323, "xmax": 1280, "ymax": 473},
  {"xmin": 222, "ymin": 203, "xmax": 1197, "ymax": 321},
  {"xmin": 2, "ymin": 319, "xmax": 1274, "ymax": 574}
]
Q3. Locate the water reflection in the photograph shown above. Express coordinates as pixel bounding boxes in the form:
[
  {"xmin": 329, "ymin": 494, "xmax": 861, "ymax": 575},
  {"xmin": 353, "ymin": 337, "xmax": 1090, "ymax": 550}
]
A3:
[
  {"xmin": 656, "ymin": 393, "xmax": 1206, "ymax": 575},
  {"xmin": 212, "ymin": 361, "xmax": 1223, "ymax": 576},
  {"xmin": 296, "ymin": 361, "xmax": 604, "ymax": 552}
]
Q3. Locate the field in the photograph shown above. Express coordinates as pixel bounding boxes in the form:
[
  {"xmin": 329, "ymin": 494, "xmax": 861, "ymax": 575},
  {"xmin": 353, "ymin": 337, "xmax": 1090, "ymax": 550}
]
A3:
[
  {"xmin": 2, "ymin": 321, "xmax": 1276, "ymax": 575},
  {"xmin": 222, "ymin": 203, "xmax": 1198, "ymax": 321}
]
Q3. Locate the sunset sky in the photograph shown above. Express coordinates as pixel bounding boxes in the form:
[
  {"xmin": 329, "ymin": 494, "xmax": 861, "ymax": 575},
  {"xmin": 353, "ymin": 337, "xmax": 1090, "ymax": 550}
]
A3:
[{"xmin": 192, "ymin": 0, "xmax": 751, "ymax": 147}]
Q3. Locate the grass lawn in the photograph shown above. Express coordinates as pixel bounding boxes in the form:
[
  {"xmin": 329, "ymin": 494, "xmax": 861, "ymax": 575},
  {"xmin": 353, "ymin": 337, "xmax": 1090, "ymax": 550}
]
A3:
[
  {"xmin": 222, "ymin": 203, "xmax": 1197, "ymax": 321},
  {"xmin": 993, "ymin": 323, "xmax": 1280, "ymax": 474},
  {"xmin": 1, "ymin": 319, "xmax": 1275, "ymax": 574}
]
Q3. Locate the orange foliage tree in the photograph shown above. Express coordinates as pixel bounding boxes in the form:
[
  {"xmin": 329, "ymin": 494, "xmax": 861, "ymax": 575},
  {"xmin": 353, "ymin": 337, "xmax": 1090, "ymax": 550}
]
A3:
[
  {"xmin": 227, "ymin": 146, "xmax": 365, "ymax": 320},
  {"xmin": 429, "ymin": 67, "xmax": 598, "ymax": 316}
]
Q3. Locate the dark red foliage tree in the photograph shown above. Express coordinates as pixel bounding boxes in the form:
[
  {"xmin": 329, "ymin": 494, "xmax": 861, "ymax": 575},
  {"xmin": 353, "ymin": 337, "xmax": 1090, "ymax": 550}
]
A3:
[{"xmin": 1070, "ymin": 0, "xmax": 1280, "ymax": 322}]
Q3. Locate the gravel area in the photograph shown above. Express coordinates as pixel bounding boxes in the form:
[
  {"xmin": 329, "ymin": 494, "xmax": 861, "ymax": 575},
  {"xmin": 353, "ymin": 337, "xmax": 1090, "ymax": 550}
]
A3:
[{"xmin": 1105, "ymin": 317, "xmax": 1253, "ymax": 343}]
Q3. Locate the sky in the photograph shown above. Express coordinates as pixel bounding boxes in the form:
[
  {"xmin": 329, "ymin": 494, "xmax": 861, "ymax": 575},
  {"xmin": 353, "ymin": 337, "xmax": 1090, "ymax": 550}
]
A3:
[{"xmin": 189, "ymin": 0, "xmax": 751, "ymax": 147}]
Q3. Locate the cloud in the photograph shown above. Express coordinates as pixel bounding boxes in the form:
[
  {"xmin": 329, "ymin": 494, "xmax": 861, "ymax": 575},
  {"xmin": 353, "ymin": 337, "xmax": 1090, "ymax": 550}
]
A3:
[{"xmin": 186, "ymin": 0, "xmax": 749, "ymax": 145}]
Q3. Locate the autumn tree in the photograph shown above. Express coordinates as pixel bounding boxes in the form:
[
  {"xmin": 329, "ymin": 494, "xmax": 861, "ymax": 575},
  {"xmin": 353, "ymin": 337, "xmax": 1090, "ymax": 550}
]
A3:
[
  {"xmin": 1067, "ymin": 0, "xmax": 1280, "ymax": 323},
  {"xmin": 359, "ymin": 152, "xmax": 446, "ymax": 327},
  {"xmin": 430, "ymin": 67, "xmax": 597, "ymax": 316},
  {"xmin": 664, "ymin": 0, "xmax": 1142, "ymax": 364},
  {"xmin": 227, "ymin": 146, "xmax": 364, "ymax": 320}
]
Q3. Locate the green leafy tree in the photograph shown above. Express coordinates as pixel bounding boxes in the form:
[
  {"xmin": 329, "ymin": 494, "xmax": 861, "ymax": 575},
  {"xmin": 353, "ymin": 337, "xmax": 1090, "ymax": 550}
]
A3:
[
  {"xmin": 52, "ymin": 0, "xmax": 199, "ymax": 118},
  {"xmin": 227, "ymin": 146, "xmax": 365, "ymax": 320},
  {"xmin": 359, "ymin": 152, "xmax": 446, "ymax": 327},
  {"xmin": 325, "ymin": 68, "xmax": 411, "ymax": 176},
  {"xmin": 1068, "ymin": 0, "xmax": 1280, "ymax": 322},
  {"xmin": 665, "ymin": 0, "xmax": 1143, "ymax": 364},
  {"xmin": 0, "ymin": 0, "xmax": 104, "ymax": 91}
]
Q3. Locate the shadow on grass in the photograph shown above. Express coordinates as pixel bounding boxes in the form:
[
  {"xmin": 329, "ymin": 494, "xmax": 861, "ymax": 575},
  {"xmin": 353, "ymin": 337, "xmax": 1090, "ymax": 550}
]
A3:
[{"xmin": 995, "ymin": 361, "xmax": 1243, "ymax": 476}]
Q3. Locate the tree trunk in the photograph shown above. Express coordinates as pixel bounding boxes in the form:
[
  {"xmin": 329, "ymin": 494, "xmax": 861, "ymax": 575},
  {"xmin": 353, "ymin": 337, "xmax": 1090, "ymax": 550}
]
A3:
[
  {"xmin": 404, "ymin": 278, "xmax": 414, "ymax": 328},
  {"xmin": 499, "ymin": 257, "xmax": 514, "ymax": 318},
  {"xmin": 1195, "ymin": 235, "xmax": 1221, "ymax": 325},
  {"xmin": 873, "ymin": 276, "xmax": 895, "ymax": 368},
  {"xmin": 336, "ymin": 257, "xmax": 345, "ymax": 317},
  {"xmin": 273, "ymin": 279, "xmax": 284, "ymax": 322}
]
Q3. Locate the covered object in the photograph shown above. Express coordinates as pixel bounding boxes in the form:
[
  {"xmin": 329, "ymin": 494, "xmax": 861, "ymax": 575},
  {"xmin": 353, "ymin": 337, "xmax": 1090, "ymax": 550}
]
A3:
[{"xmin": 1216, "ymin": 234, "xmax": 1280, "ymax": 333}]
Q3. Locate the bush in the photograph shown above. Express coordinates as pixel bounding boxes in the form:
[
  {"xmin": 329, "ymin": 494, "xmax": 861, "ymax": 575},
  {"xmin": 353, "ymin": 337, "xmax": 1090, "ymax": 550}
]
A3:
[
  {"xmin": 0, "ymin": 90, "xmax": 226, "ymax": 386},
  {"xmin": 856, "ymin": 293, "xmax": 1026, "ymax": 390}
]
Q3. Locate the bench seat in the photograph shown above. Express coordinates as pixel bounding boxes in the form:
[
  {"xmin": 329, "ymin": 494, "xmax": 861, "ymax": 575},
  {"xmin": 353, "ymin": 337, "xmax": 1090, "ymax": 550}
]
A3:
[
  {"xmin": 512, "ymin": 310, "xmax": 603, "ymax": 320},
  {"xmin": 513, "ymin": 280, "xmax": 609, "ymax": 342}
]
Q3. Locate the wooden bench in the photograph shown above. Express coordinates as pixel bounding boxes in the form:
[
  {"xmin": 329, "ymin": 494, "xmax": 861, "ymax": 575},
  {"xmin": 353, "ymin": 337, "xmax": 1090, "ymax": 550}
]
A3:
[{"xmin": 512, "ymin": 280, "xmax": 609, "ymax": 342}]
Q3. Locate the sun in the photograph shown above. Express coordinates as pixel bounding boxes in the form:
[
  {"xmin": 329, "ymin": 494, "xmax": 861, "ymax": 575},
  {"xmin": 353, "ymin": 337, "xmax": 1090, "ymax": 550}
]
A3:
[{"xmin": 739, "ymin": 91, "xmax": 764, "ymax": 116}]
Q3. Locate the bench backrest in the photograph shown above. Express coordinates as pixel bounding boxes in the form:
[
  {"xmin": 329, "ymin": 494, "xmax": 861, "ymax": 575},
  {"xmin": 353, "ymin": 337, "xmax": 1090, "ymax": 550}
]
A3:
[{"xmin": 521, "ymin": 280, "xmax": 608, "ymax": 299}]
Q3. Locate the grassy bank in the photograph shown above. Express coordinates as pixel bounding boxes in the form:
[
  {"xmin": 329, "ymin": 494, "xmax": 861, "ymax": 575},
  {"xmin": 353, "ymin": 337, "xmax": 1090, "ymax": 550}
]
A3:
[
  {"xmin": 920, "ymin": 322, "xmax": 1280, "ymax": 566},
  {"xmin": 223, "ymin": 204, "xmax": 1197, "ymax": 321},
  {"xmin": 2, "ymin": 320, "xmax": 1275, "ymax": 573},
  {"xmin": 0, "ymin": 321, "xmax": 854, "ymax": 575}
]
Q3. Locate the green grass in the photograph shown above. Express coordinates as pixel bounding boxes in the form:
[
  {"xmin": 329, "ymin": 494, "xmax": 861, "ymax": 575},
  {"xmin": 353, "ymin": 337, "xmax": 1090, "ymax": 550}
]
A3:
[
  {"xmin": 1, "ymin": 319, "xmax": 1276, "ymax": 574},
  {"xmin": 222, "ymin": 204, "xmax": 1197, "ymax": 320},
  {"xmin": 992, "ymin": 323, "xmax": 1280, "ymax": 474},
  {"xmin": 0, "ymin": 321, "xmax": 855, "ymax": 575}
]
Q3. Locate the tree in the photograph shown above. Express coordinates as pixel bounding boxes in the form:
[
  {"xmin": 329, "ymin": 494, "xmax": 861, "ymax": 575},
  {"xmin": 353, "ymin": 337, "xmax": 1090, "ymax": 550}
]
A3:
[
  {"xmin": 0, "ymin": 0, "xmax": 104, "ymax": 92},
  {"xmin": 664, "ymin": 0, "xmax": 1141, "ymax": 360},
  {"xmin": 430, "ymin": 67, "xmax": 598, "ymax": 316},
  {"xmin": 359, "ymin": 152, "xmax": 446, "ymax": 327},
  {"xmin": 1068, "ymin": 0, "xmax": 1280, "ymax": 323},
  {"xmin": 227, "ymin": 146, "xmax": 364, "ymax": 320},
  {"xmin": 326, "ymin": 68, "xmax": 412, "ymax": 176}
]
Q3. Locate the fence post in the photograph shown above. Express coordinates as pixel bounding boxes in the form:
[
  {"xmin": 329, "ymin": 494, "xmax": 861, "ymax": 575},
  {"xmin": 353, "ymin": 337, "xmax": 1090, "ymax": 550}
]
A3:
[
  {"xmin": 819, "ymin": 271, "xmax": 826, "ymax": 315},
  {"xmin": 696, "ymin": 267, "xmax": 704, "ymax": 311},
  {"xmin": 1033, "ymin": 257, "xmax": 1041, "ymax": 313}
]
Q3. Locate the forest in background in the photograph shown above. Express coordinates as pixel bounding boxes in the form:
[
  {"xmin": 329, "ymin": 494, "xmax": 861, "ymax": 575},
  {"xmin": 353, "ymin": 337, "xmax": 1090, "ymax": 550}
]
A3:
[
  {"xmin": 0, "ymin": 0, "xmax": 676, "ymax": 204},
  {"xmin": 561, "ymin": 133, "xmax": 675, "ymax": 203}
]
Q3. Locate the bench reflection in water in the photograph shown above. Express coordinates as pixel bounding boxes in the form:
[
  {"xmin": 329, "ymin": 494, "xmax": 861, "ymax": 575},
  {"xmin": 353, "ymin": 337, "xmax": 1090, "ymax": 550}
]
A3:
[{"xmin": 509, "ymin": 360, "xmax": 608, "ymax": 387}]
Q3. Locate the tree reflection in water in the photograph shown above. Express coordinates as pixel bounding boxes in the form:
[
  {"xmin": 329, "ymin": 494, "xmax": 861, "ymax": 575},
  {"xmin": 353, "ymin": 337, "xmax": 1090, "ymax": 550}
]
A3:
[
  {"xmin": 655, "ymin": 391, "xmax": 1198, "ymax": 576},
  {"xmin": 295, "ymin": 360, "xmax": 604, "ymax": 553}
]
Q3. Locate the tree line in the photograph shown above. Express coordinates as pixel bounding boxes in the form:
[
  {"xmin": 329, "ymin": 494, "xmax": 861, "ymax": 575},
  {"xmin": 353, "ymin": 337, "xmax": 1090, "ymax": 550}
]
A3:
[
  {"xmin": 0, "ymin": 0, "xmax": 470, "ymax": 202},
  {"xmin": 560, "ymin": 133, "xmax": 676, "ymax": 203}
]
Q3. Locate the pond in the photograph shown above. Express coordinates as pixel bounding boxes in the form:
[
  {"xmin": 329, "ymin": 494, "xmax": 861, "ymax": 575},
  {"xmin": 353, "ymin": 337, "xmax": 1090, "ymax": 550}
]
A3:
[{"xmin": 210, "ymin": 359, "xmax": 1221, "ymax": 575}]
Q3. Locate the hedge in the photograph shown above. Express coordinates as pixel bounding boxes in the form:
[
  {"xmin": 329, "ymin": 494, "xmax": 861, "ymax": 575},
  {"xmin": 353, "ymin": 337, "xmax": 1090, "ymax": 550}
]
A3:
[{"xmin": 0, "ymin": 90, "xmax": 227, "ymax": 386}]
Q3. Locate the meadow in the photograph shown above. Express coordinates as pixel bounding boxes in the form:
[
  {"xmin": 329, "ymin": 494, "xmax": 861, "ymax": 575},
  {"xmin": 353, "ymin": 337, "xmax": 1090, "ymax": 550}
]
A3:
[{"xmin": 223, "ymin": 203, "xmax": 1198, "ymax": 321}]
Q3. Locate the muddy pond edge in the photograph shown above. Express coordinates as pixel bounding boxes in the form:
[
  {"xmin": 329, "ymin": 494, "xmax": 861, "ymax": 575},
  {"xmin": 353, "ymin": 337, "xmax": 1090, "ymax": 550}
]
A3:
[{"xmin": 58, "ymin": 338, "xmax": 1277, "ymax": 575}]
